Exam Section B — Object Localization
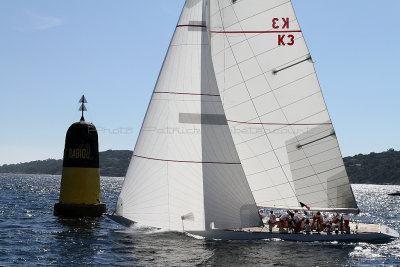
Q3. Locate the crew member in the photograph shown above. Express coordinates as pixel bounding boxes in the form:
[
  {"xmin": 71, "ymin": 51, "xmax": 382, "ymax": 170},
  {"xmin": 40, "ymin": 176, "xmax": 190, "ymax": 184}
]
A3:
[
  {"xmin": 293, "ymin": 210, "xmax": 305, "ymax": 232},
  {"xmin": 332, "ymin": 212, "xmax": 340, "ymax": 224},
  {"xmin": 279, "ymin": 210, "xmax": 290, "ymax": 232},
  {"xmin": 343, "ymin": 213, "xmax": 351, "ymax": 233},
  {"xmin": 268, "ymin": 210, "xmax": 277, "ymax": 233},
  {"xmin": 312, "ymin": 211, "xmax": 323, "ymax": 232}
]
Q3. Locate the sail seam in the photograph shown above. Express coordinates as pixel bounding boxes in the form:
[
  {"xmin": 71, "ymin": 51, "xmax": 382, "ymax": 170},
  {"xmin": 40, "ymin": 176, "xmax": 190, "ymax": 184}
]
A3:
[
  {"xmin": 244, "ymin": 142, "xmax": 337, "ymax": 166},
  {"xmin": 226, "ymin": 92, "xmax": 325, "ymax": 120},
  {"xmin": 251, "ymin": 164, "xmax": 344, "ymax": 193},
  {"xmin": 223, "ymin": 72, "xmax": 316, "ymax": 111},
  {"xmin": 295, "ymin": 176, "xmax": 349, "ymax": 192},
  {"xmin": 233, "ymin": 111, "xmax": 330, "ymax": 146},
  {"xmin": 254, "ymin": 180, "xmax": 352, "ymax": 205},
  {"xmin": 289, "ymin": 155, "xmax": 343, "ymax": 173},
  {"xmin": 299, "ymin": 180, "xmax": 348, "ymax": 196},
  {"xmin": 246, "ymin": 152, "xmax": 342, "ymax": 176},
  {"xmin": 257, "ymin": 181, "xmax": 352, "ymax": 203},
  {"xmin": 258, "ymin": 188, "xmax": 354, "ymax": 207},
  {"xmin": 237, "ymin": 106, "xmax": 328, "ymax": 135}
]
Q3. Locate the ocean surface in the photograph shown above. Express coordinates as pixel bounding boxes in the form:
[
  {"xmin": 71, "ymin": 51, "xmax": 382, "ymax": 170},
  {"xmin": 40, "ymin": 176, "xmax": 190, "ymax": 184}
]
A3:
[{"xmin": 0, "ymin": 174, "xmax": 399, "ymax": 266}]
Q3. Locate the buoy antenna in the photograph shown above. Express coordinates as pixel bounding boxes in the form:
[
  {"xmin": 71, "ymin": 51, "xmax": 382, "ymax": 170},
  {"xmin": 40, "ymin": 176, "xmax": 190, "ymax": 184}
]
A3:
[{"xmin": 79, "ymin": 95, "xmax": 88, "ymax": 121}]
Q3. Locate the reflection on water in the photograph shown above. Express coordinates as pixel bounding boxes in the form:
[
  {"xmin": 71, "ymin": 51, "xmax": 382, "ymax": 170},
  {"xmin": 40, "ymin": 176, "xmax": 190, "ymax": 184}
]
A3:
[
  {"xmin": 54, "ymin": 217, "xmax": 103, "ymax": 265},
  {"xmin": 106, "ymin": 225, "xmax": 358, "ymax": 266},
  {"xmin": 203, "ymin": 240, "xmax": 355, "ymax": 266},
  {"xmin": 0, "ymin": 174, "xmax": 399, "ymax": 266}
]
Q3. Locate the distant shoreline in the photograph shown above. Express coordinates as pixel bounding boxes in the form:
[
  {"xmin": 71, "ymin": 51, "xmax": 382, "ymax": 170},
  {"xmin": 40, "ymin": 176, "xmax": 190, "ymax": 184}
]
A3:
[
  {"xmin": 1, "ymin": 149, "xmax": 399, "ymax": 185},
  {"xmin": 0, "ymin": 150, "xmax": 132, "ymax": 178},
  {"xmin": 0, "ymin": 173, "xmax": 125, "ymax": 178}
]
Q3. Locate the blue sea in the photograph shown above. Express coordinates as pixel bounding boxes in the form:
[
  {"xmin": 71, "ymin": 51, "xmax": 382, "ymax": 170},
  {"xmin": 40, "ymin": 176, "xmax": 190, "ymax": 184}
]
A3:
[{"xmin": 0, "ymin": 174, "xmax": 399, "ymax": 266}]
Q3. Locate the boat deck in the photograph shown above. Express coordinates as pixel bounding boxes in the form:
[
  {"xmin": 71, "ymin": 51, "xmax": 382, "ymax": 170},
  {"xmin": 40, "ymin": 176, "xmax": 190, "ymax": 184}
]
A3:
[
  {"xmin": 241, "ymin": 222, "xmax": 379, "ymax": 235},
  {"xmin": 191, "ymin": 222, "xmax": 398, "ymax": 241}
]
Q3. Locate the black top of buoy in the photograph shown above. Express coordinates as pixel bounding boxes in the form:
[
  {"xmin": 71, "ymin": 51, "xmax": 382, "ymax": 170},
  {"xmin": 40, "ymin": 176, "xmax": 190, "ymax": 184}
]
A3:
[
  {"xmin": 79, "ymin": 95, "xmax": 88, "ymax": 122},
  {"xmin": 63, "ymin": 120, "xmax": 99, "ymax": 168}
]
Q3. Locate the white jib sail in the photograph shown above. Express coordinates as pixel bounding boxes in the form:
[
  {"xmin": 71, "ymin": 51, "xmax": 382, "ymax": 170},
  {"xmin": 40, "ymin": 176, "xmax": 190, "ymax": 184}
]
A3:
[
  {"xmin": 116, "ymin": 0, "xmax": 263, "ymax": 231},
  {"xmin": 208, "ymin": 0, "xmax": 358, "ymax": 212}
]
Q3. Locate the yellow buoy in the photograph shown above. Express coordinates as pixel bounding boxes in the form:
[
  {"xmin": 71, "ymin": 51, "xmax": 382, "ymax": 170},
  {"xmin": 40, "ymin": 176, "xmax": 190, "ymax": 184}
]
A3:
[{"xmin": 54, "ymin": 95, "xmax": 106, "ymax": 217}]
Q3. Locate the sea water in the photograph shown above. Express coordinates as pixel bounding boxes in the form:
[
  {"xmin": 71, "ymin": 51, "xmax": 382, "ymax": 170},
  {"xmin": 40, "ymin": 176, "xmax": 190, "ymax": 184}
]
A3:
[{"xmin": 0, "ymin": 174, "xmax": 399, "ymax": 266}]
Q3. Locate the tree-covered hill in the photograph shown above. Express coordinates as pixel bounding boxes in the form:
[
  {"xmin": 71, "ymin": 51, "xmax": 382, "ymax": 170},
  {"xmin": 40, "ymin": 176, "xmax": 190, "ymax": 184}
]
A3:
[
  {"xmin": 343, "ymin": 148, "xmax": 400, "ymax": 185},
  {"xmin": 1, "ymin": 149, "xmax": 400, "ymax": 184},
  {"xmin": 0, "ymin": 150, "xmax": 133, "ymax": 177}
]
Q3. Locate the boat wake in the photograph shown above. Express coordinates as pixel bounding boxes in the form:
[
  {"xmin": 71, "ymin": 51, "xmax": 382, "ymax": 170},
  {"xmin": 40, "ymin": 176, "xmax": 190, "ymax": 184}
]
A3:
[
  {"xmin": 185, "ymin": 232, "xmax": 206, "ymax": 240},
  {"xmin": 119, "ymin": 223, "xmax": 169, "ymax": 235}
]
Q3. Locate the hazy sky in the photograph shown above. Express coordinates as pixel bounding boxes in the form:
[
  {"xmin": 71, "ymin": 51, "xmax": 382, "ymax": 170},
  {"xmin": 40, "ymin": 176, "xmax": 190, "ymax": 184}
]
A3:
[{"xmin": 0, "ymin": 0, "xmax": 399, "ymax": 165}]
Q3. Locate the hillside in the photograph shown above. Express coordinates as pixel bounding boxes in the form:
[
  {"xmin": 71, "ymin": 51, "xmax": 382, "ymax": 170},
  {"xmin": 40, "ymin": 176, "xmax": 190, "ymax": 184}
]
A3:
[
  {"xmin": 343, "ymin": 148, "xmax": 400, "ymax": 185},
  {"xmin": 0, "ymin": 150, "xmax": 132, "ymax": 177},
  {"xmin": 1, "ymin": 149, "xmax": 400, "ymax": 184}
]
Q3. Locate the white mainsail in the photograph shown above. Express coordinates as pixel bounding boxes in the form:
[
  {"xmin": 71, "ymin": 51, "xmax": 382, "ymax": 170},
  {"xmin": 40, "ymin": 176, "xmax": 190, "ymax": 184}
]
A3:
[
  {"xmin": 208, "ymin": 0, "xmax": 358, "ymax": 212},
  {"xmin": 116, "ymin": 0, "xmax": 263, "ymax": 231}
]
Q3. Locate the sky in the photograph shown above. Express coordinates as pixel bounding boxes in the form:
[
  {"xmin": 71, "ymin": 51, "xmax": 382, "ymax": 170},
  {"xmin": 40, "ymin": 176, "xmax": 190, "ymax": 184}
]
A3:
[{"xmin": 0, "ymin": 0, "xmax": 399, "ymax": 165}]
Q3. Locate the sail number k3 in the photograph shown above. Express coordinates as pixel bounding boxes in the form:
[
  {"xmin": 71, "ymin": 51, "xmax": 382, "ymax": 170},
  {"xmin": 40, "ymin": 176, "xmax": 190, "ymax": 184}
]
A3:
[{"xmin": 272, "ymin": 18, "xmax": 294, "ymax": 46}]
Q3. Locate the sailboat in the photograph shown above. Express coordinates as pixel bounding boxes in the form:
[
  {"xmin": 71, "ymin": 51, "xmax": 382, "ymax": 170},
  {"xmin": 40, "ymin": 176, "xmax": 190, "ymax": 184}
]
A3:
[{"xmin": 111, "ymin": 0, "xmax": 398, "ymax": 241}]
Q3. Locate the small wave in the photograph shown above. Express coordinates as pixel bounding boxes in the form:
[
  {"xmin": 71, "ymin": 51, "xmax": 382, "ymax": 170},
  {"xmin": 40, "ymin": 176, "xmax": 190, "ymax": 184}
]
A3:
[
  {"xmin": 185, "ymin": 232, "xmax": 205, "ymax": 240},
  {"xmin": 118, "ymin": 223, "xmax": 169, "ymax": 235}
]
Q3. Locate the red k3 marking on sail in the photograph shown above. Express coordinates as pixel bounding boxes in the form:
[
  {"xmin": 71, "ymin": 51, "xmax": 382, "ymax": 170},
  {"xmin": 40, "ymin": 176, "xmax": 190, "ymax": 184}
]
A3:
[{"xmin": 273, "ymin": 17, "xmax": 295, "ymax": 46}]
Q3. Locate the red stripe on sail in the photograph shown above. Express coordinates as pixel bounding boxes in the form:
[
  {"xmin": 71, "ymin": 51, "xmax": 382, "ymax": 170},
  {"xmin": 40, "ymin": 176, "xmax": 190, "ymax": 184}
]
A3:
[
  {"xmin": 210, "ymin": 30, "xmax": 302, "ymax": 34},
  {"xmin": 134, "ymin": 155, "xmax": 241, "ymax": 165}
]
